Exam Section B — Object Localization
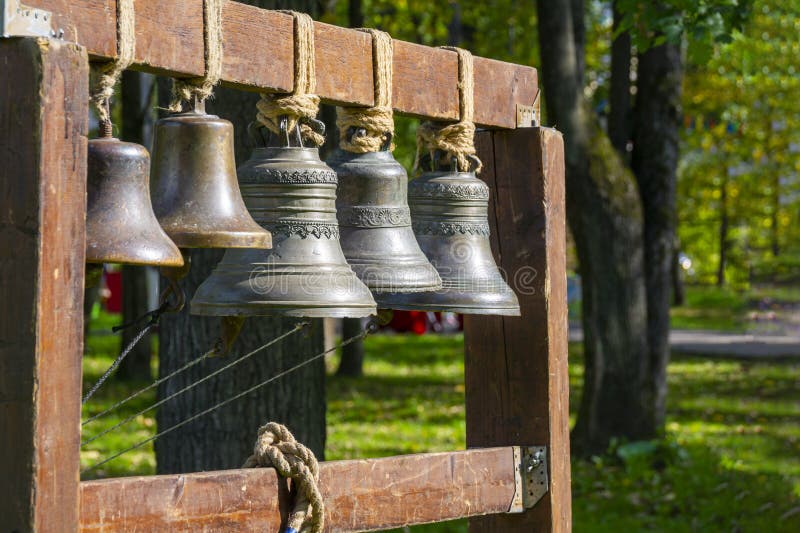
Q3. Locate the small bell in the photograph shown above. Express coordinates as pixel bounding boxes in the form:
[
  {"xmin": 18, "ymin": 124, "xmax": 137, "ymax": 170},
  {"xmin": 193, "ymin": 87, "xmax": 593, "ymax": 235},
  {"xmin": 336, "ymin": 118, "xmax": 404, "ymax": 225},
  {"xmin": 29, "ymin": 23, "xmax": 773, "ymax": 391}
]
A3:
[
  {"xmin": 86, "ymin": 129, "xmax": 184, "ymax": 267},
  {"xmin": 150, "ymin": 100, "xmax": 272, "ymax": 249},
  {"xmin": 190, "ymin": 120, "xmax": 376, "ymax": 318},
  {"xmin": 327, "ymin": 130, "xmax": 442, "ymax": 309},
  {"xmin": 392, "ymin": 156, "xmax": 520, "ymax": 315}
]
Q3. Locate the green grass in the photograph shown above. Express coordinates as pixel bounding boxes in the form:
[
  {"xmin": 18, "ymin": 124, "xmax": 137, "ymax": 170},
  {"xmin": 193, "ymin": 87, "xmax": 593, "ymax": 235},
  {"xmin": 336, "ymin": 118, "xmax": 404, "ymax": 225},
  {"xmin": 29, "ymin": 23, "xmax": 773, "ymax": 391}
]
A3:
[{"xmin": 81, "ymin": 314, "xmax": 800, "ymax": 531}]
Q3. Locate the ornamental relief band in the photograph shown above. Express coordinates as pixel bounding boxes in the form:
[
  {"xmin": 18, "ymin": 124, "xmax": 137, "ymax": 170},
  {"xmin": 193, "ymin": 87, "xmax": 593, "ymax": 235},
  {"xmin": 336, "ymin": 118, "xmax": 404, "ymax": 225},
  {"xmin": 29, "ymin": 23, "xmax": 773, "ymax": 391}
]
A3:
[
  {"xmin": 338, "ymin": 206, "xmax": 412, "ymax": 227},
  {"xmin": 412, "ymin": 220, "xmax": 491, "ymax": 236},
  {"xmin": 408, "ymin": 181, "xmax": 490, "ymax": 200},
  {"xmin": 241, "ymin": 168, "xmax": 338, "ymax": 185},
  {"xmin": 268, "ymin": 220, "xmax": 341, "ymax": 239}
]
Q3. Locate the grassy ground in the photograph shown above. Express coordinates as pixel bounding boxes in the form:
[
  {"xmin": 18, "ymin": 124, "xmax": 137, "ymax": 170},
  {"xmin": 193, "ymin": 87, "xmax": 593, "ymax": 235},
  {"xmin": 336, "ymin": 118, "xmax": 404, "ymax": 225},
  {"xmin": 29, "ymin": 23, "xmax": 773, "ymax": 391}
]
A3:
[{"xmin": 81, "ymin": 313, "xmax": 800, "ymax": 531}]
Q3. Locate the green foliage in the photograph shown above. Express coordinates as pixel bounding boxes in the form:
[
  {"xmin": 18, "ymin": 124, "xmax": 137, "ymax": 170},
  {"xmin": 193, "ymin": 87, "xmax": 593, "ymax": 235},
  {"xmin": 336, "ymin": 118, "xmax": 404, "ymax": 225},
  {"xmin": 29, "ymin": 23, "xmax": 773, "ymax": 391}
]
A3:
[{"xmin": 680, "ymin": 0, "xmax": 800, "ymax": 286}]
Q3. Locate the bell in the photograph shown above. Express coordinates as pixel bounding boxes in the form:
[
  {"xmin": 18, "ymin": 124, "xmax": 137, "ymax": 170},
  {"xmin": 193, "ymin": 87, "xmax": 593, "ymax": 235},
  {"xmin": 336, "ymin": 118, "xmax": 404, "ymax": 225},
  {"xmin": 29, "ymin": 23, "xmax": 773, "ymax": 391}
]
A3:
[
  {"xmin": 391, "ymin": 163, "xmax": 520, "ymax": 316},
  {"xmin": 150, "ymin": 102, "xmax": 272, "ymax": 249},
  {"xmin": 190, "ymin": 122, "xmax": 376, "ymax": 318},
  {"xmin": 86, "ymin": 135, "xmax": 184, "ymax": 267},
  {"xmin": 327, "ymin": 135, "xmax": 442, "ymax": 309}
]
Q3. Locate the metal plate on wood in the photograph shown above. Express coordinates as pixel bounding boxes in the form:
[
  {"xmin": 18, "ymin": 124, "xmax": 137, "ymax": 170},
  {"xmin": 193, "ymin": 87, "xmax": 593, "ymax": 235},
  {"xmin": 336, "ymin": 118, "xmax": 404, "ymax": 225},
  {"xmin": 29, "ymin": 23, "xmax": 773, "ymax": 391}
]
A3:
[
  {"xmin": 522, "ymin": 446, "xmax": 548, "ymax": 508},
  {"xmin": 1, "ymin": 0, "xmax": 54, "ymax": 38}
]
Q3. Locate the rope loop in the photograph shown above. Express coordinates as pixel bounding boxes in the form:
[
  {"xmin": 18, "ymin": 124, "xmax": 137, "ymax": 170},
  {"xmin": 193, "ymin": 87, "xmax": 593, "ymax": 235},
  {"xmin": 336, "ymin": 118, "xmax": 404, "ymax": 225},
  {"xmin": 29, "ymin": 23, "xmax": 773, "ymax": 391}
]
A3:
[
  {"xmin": 413, "ymin": 46, "xmax": 482, "ymax": 174},
  {"xmin": 244, "ymin": 422, "xmax": 324, "ymax": 533},
  {"xmin": 89, "ymin": 0, "xmax": 135, "ymax": 128},
  {"xmin": 169, "ymin": 0, "xmax": 225, "ymax": 112},
  {"xmin": 336, "ymin": 29, "xmax": 395, "ymax": 153},
  {"xmin": 256, "ymin": 11, "xmax": 324, "ymax": 147}
]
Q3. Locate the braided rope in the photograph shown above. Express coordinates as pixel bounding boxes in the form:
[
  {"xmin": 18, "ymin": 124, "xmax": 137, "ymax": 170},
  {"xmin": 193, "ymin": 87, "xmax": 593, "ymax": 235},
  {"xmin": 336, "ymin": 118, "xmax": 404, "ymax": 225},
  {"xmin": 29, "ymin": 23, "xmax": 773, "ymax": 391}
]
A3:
[
  {"xmin": 336, "ymin": 29, "xmax": 394, "ymax": 153},
  {"xmin": 244, "ymin": 422, "xmax": 324, "ymax": 533},
  {"xmin": 413, "ymin": 47, "xmax": 483, "ymax": 174},
  {"xmin": 169, "ymin": 0, "xmax": 225, "ymax": 112},
  {"xmin": 256, "ymin": 11, "xmax": 324, "ymax": 147},
  {"xmin": 89, "ymin": 0, "xmax": 135, "ymax": 127}
]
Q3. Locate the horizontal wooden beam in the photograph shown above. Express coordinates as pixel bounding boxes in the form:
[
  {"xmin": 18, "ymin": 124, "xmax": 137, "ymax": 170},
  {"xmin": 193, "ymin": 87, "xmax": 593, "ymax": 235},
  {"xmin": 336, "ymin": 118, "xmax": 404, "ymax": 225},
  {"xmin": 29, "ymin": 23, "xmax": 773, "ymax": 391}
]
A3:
[
  {"xmin": 80, "ymin": 447, "xmax": 522, "ymax": 532},
  {"xmin": 23, "ymin": 0, "xmax": 537, "ymax": 128}
]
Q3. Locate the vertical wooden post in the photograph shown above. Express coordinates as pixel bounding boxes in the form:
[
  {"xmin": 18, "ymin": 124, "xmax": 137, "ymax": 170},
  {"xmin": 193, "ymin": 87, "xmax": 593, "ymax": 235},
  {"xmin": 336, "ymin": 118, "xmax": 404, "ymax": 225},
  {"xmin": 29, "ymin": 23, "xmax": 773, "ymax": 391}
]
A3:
[
  {"xmin": 465, "ymin": 127, "xmax": 571, "ymax": 532},
  {"xmin": 0, "ymin": 37, "xmax": 88, "ymax": 531}
]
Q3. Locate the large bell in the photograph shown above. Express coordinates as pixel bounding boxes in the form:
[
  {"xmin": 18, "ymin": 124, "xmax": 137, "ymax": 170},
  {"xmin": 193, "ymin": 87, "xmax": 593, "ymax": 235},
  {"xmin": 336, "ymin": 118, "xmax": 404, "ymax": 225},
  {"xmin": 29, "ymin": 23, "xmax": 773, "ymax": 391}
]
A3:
[
  {"xmin": 327, "ymin": 140, "xmax": 442, "ymax": 309},
  {"xmin": 191, "ymin": 124, "xmax": 376, "ymax": 318},
  {"xmin": 150, "ymin": 105, "xmax": 272, "ymax": 249},
  {"xmin": 86, "ymin": 135, "xmax": 184, "ymax": 267},
  {"xmin": 391, "ymin": 166, "xmax": 520, "ymax": 315}
]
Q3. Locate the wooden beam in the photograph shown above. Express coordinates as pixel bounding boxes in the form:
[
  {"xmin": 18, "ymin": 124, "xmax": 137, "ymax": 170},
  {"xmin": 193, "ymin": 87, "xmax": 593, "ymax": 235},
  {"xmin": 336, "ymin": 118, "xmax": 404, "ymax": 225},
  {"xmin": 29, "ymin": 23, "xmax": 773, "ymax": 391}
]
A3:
[
  {"xmin": 0, "ymin": 37, "xmax": 88, "ymax": 531},
  {"xmin": 465, "ymin": 128, "xmax": 572, "ymax": 532},
  {"xmin": 23, "ymin": 0, "xmax": 537, "ymax": 128},
  {"xmin": 80, "ymin": 447, "xmax": 522, "ymax": 532}
]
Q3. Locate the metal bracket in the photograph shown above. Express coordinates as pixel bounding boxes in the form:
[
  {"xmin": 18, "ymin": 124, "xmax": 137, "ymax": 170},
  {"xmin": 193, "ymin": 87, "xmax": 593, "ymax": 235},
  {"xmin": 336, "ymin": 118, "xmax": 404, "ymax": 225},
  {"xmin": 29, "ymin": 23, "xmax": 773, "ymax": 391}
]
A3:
[
  {"xmin": 1, "ymin": 0, "xmax": 57, "ymax": 39},
  {"xmin": 516, "ymin": 90, "xmax": 541, "ymax": 128},
  {"xmin": 509, "ymin": 445, "xmax": 548, "ymax": 513}
]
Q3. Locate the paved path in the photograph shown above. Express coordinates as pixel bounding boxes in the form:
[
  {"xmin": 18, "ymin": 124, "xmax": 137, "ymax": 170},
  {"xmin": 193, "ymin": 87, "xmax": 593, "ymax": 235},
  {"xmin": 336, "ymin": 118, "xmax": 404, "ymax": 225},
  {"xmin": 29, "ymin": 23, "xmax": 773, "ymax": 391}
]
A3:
[{"xmin": 569, "ymin": 327, "xmax": 800, "ymax": 359}]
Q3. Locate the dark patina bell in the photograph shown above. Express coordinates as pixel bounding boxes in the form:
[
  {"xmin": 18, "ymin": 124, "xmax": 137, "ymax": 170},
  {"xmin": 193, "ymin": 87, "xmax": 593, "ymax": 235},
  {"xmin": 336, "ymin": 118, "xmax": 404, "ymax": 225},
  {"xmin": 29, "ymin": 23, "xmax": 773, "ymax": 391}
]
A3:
[
  {"xmin": 327, "ymin": 135, "xmax": 442, "ymax": 309},
  {"xmin": 392, "ymin": 161, "xmax": 520, "ymax": 315},
  {"xmin": 150, "ymin": 103, "xmax": 272, "ymax": 249},
  {"xmin": 86, "ymin": 135, "xmax": 184, "ymax": 267},
  {"xmin": 190, "ymin": 121, "xmax": 376, "ymax": 318}
]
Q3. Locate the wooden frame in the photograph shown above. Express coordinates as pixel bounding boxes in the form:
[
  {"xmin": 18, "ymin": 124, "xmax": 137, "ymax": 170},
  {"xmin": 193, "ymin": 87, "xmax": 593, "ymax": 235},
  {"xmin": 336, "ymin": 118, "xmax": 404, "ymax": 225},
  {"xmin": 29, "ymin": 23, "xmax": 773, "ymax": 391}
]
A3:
[{"xmin": 0, "ymin": 1, "xmax": 569, "ymax": 531}]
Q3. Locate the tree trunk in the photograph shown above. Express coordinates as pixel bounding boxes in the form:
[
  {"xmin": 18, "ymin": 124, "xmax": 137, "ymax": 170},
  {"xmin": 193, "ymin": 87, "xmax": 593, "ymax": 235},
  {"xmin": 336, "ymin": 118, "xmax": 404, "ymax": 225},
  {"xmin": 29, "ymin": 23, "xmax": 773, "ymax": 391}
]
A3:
[
  {"xmin": 672, "ymin": 235, "xmax": 685, "ymax": 306},
  {"xmin": 337, "ymin": 318, "xmax": 365, "ymax": 377},
  {"xmin": 117, "ymin": 70, "xmax": 157, "ymax": 381},
  {"xmin": 155, "ymin": 0, "xmax": 327, "ymax": 474},
  {"xmin": 717, "ymin": 172, "xmax": 729, "ymax": 286},
  {"xmin": 631, "ymin": 42, "xmax": 683, "ymax": 436},
  {"xmin": 608, "ymin": 1, "xmax": 631, "ymax": 159},
  {"xmin": 537, "ymin": 0, "xmax": 649, "ymax": 456}
]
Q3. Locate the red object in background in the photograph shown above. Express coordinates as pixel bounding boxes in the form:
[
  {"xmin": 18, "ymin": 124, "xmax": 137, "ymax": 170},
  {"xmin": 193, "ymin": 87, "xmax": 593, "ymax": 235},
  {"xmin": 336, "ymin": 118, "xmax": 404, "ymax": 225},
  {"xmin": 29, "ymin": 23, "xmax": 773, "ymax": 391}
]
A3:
[
  {"xmin": 388, "ymin": 311, "xmax": 428, "ymax": 335},
  {"xmin": 103, "ymin": 269, "xmax": 122, "ymax": 313}
]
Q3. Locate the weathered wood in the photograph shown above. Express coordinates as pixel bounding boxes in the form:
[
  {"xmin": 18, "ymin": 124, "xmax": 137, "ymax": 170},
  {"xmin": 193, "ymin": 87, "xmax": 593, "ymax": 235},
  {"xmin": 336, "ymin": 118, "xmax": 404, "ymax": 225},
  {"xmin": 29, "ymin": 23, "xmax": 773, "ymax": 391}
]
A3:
[
  {"xmin": 80, "ymin": 447, "xmax": 519, "ymax": 532},
  {"xmin": 0, "ymin": 37, "xmax": 89, "ymax": 532},
  {"xmin": 465, "ymin": 128, "xmax": 572, "ymax": 532},
  {"xmin": 23, "ymin": 0, "xmax": 537, "ymax": 128}
]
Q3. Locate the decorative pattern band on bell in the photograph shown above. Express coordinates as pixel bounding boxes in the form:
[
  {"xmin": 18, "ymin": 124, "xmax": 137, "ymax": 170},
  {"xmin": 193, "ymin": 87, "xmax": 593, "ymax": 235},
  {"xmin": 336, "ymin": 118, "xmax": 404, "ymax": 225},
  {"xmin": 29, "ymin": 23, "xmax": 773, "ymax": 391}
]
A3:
[
  {"xmin": 327, "ymin": 144, "xmax": 442, "ymax": 309},
  {"xmin": 86, "ymin": 135, "xmax": 184, "ymax": 267},
  {"xmin": 393, "ymin": 168, "xmax": 521, "ymax": 316},
  {"xmin": 150, "ymin": 103, "xmax": 272, "ymax": 249},
  {"xmin": 190, "ymin": 122, "xmax": 377, "ymax": 318}
]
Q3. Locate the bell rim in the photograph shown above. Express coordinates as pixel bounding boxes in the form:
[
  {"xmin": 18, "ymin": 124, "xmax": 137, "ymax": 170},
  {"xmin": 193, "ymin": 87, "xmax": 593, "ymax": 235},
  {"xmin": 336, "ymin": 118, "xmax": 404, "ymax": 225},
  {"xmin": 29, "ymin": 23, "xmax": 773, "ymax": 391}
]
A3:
[
  {"xmin": 189, "ymin": 301, "xmax": 377, "ymax": 318},
  {"xmin": 162, "ymin": 230, "xmax": 273, "ymax": 250}
]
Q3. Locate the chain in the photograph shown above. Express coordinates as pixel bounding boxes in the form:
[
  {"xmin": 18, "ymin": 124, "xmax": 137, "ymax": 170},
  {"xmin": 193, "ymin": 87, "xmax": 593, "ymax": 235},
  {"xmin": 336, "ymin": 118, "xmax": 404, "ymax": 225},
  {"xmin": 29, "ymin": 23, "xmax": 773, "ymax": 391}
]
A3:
[{"xmin": 82, "ymin": 325, "xmax": 374, "ymax": 475}]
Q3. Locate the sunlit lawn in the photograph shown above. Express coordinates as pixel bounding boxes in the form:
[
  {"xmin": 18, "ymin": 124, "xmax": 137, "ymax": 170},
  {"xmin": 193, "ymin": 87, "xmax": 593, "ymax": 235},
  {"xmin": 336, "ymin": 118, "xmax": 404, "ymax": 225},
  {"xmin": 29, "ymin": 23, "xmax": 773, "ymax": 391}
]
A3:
[{"xmin": 82, "ymin": 312, "xmax": 800, "ymax": 531}]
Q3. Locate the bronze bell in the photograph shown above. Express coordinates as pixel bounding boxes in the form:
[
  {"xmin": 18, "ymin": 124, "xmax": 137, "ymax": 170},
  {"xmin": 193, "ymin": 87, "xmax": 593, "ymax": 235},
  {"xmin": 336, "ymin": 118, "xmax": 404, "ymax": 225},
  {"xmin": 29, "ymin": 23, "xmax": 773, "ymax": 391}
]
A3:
[
  {"xmin": 86, "ymin": 134, "xmax": 184, "ymax": 267},
  {"xmin": 190, "ymin": 120, "xmax": 377, "ymax": 318},
  {"xmin": 150, "ymin": 102, "xmax": 272, "ymax": 249},
  {"xmin": 391, "ymin": 159, "xmax": 520, "ymax": 315},
  {"xmin": 326, "ymin": 132, "xmax": 442, "ymax": 309}
]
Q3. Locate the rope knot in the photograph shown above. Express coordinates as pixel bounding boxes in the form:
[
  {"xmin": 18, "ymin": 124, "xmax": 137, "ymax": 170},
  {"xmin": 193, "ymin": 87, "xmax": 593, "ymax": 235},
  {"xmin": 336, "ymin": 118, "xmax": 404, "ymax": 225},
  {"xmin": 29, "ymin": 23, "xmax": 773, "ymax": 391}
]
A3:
[
  {"xmin": 415, "ymin": 120, "xmax": 481, "ymax": 174},
  {"xmin": 256, "ymin": 93, "xmax": 324, "ymax": 147},
  {"xmin": 336, "ymin": 105, "xmax": 394, "ymax": 153},
  {"xmin": 245, "ymin": 422, "xmax": 324, "ymax": 533}
]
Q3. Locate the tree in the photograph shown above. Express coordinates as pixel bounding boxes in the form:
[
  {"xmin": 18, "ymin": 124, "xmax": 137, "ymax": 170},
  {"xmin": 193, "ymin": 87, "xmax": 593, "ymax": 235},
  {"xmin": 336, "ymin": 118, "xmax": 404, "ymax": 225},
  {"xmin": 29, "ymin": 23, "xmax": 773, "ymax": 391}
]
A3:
[{"xmin": 155, "ymin": 0, "xmax": 328, "ymax": 474}]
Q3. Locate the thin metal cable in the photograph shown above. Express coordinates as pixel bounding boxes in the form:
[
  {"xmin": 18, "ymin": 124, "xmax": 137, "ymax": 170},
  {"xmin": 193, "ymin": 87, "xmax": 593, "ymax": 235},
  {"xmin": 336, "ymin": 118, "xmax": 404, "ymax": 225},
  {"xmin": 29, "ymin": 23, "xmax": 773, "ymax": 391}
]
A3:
[
  {"xmin": 81, "ymin": 322, "xmax": 155, "ymax": 405},
  {"xmin": 81, "ymin": 322, "xmax": 308, "ymax": 446},
  {"xmin": 82, "ymin": 327, "xmax": 373, "ymax": 474}
]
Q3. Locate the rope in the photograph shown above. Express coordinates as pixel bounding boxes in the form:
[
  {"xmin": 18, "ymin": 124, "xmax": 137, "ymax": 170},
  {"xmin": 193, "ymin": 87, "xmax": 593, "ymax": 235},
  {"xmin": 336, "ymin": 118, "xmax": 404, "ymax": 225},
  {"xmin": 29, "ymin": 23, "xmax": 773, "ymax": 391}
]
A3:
[
  {"xmin": 244, "ymin": 423, "xmax": 324, "ymax": 533},
  {"xmin": 256, "ymin": 11, "xmax": 324, "ymax": 146},
  {"xmin": 413, "ymin": 47, "xmax": 482, "ymax": 174},
  {"xmin": 81, "ymin": 322, "xmax": 309, "ymax": 447},
  {"xmin": 336, "ymin": 29, "xmax": 394, "ymax": 153},
  {"xmin": 89, "ymin": 0, "xmax": 135, "ymax": 129},
  {"xmin": 169, "ymin": 0, "xmax": 225, "ymax": 112},
  {"xmin": 81, "ymin": 326, "xmax": 373, "ymax": 474}
]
